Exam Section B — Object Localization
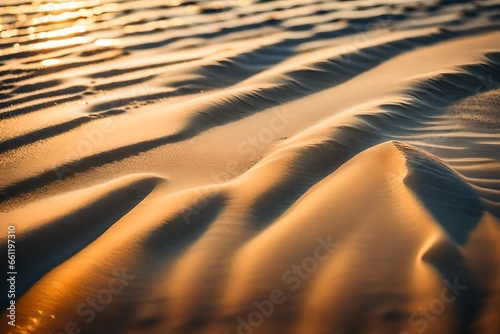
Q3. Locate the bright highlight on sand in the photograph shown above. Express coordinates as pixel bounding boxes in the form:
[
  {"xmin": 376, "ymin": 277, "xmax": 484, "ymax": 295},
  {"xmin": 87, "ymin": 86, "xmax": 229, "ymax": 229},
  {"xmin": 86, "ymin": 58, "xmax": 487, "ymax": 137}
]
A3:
[{"xmin": 41, "ymin": 59, "xmax": 61, "ymax": 66}]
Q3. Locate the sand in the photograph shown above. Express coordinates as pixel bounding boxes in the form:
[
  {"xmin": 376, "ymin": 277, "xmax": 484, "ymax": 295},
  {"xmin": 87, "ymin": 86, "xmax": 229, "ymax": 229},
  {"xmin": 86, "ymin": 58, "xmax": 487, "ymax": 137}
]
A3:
[{"xmin": 0, "ymin": 0, "xmax": 499, "ymax": 333}]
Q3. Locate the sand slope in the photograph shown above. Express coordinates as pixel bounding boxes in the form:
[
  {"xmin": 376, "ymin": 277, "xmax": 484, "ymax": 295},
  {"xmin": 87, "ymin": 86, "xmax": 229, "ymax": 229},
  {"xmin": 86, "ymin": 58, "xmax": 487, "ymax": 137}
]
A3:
[{"xmin": 1, "ymin": 0, "xmax": 500, "ymax": 333}]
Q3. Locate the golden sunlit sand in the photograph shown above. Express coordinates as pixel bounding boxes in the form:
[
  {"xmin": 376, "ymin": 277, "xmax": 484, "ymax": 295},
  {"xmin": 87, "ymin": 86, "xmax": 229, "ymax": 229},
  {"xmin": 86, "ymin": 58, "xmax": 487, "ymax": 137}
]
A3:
[{"xmin": 0, "ymin": 0, "xmax": 499, "ymax": 333}]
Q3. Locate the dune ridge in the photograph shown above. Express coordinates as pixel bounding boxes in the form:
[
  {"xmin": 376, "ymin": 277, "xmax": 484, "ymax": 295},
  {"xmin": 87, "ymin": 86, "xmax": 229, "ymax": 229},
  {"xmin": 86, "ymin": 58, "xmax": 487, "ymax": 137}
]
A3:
[{"xmin": 1, "ymin": 0, "xmax": 500, "ymax": 333}]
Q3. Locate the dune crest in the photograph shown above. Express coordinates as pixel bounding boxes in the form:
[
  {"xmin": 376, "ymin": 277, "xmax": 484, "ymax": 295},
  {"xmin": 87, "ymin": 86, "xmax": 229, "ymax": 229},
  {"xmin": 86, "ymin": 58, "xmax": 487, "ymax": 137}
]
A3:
[{"xmin": 1, "ymin": 0, "xmax": 500, "ymax": 333}]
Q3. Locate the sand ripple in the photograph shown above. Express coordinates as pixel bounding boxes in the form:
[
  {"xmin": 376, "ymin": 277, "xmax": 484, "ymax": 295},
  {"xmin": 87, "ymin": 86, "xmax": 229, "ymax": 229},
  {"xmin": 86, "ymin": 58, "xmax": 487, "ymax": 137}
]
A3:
[{"xmin": 1, "ymin": 1, "xmax": 499, "ymax": 333}]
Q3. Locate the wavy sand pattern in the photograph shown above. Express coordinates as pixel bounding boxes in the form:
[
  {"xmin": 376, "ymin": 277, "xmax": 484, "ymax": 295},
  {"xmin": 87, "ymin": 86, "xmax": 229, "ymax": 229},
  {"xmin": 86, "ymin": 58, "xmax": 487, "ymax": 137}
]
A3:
[{"xmin": 0, "ymin": 0, "xmax": 499, "ymax": 333}]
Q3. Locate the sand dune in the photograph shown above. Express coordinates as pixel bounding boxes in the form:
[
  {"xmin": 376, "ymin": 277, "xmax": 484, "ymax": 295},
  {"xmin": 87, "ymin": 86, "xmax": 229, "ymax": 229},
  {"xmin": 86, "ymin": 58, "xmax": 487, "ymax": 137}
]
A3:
[{"xmin": 1, "ymin": 0, "xmax": 499, "ymax": 333}]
